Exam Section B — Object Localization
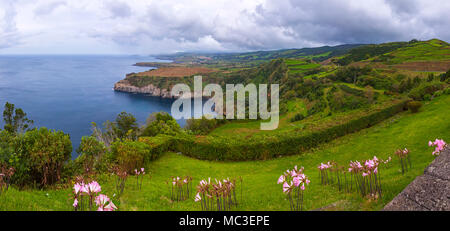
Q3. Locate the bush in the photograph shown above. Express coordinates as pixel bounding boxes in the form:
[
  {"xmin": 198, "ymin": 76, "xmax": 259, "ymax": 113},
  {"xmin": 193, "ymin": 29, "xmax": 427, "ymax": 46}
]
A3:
[
  {"xmin": 290, "ymin": 113, "xmax": 306, "ymax": 122},
  {"xmin": 11, "ymin": 128, "xmax": 72, "ymax": 187},
  {"xmin": 443, "ymin": 87, "xmax": 450, "ymax": 95},
  {"xmin": 172, "ymin": 100, "xmax": 407, "ymax": 161},
  {"xmin": 140, "ymin": 112, "xmax": 181, "ymax": 137},
  {"xmin": 408, "ymin": 81, "xmax": 445, "ymax": 100},
  {"xmin": 110, "ymin": 140, "xmax": 149, "ymax": 173},
  {"xmin": 406, "ymin": 101, "xmax": 422, "ymax": 113},
  {"xmin": 138, "ymin": 135, "xmax": 173, "ymax": 161},
  {"xmin": 185, "ymin": 117, "xmax": 227, "ymax": 135},
  {"xmin": 75, "ymin": 136, "xmax": 108, "ymax": 174}
]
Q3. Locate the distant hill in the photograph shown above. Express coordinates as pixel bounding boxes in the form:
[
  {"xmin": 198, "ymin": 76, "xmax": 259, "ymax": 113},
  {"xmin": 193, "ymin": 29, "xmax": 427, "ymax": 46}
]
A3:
[
  {"xmin": 155, "ymin": 44, "xmax": 364, "ymax": 64},
  {"xmin": 334, "ymin": 39, "xmax": 450, "ymax": 71}
]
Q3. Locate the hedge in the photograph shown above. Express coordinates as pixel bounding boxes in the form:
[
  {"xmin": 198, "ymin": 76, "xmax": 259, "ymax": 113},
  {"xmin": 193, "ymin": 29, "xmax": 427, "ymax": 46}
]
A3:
[
  {"xmin": 138, "ymin": 135, "xmax": 174, "ymax": 162},
  {"xmin": 171, "ymin": 100, "xmax": 408, "ymax": 161}
]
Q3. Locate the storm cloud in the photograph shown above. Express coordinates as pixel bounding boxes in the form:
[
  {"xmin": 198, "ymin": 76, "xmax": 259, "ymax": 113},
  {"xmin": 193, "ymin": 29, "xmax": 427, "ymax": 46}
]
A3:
[{"xmin": 0, "ymin": 0, "xmax": 449, "ymax": 54}]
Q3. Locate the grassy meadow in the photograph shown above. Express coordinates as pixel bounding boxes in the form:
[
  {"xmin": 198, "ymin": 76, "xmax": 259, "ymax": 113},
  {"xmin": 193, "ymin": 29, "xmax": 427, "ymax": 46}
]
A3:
[{"xmin": 1, "ymin": 94, "xmax": 448, "ymax": 211}]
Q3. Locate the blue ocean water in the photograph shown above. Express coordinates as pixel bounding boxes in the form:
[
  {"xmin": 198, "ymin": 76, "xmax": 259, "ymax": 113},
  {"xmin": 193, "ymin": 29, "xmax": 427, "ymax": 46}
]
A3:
[{"xmin": 0, "ymin": 55, "xmax": 192, "ymax": 158}]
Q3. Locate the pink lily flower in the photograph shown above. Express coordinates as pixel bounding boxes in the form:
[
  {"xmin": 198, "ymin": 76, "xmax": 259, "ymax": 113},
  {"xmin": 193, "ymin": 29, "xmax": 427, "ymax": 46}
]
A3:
[
  {"xmin": 277, "ymin": 175, "xmax": 285, "ymax": 184},
  {"xmin": 282, "ymin": 181, "xmax": 291, "ymax": 193},
  {"xmin": 88, "ymin": 181, "xmax": 101, "ymax": 194},
  {"xmin": 293, "ymin": 176, "xmax": 301, "ymax": 187},
  {"xmin": 74, "ymin": 183, "xmax": 82, "ymax": 194},
  {"xmin": 195, "ymin": 193, "xmax": 201, "ymax": 202}
]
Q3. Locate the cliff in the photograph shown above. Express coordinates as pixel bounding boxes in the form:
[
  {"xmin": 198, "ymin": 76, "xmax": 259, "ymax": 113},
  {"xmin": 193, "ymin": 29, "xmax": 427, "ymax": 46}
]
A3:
[
  {"xmin": 114, "ymin": 79, "xmax": 204, "ymax": 99},
  {"xmin": 114, "ymin": 79, "xmax": 176, "ymax": 98}
]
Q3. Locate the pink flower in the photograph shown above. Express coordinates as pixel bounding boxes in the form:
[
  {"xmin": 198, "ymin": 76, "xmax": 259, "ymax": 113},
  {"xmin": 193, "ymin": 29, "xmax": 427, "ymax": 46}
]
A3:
[
  {"xmin": 362, "ymin": 172, "xmax": 368, "ymax": 177},
  {"xmin": 95, "ymin": 194, "xmax": 117, "ymax": 211},
  {"xmin": 73, "ymin": 198, "xmax": 78, "ymax": 208},
  {"xmin": 195, "ymin": 193, "xmax": 201, "ymax": 202},
  {"xmin": 374, "ymin": 167, "xmax": 378, "ymax": 174},
  {"xmin": 88, "ymin": 181, "xmax": 101, "ymax": 194},
  {"xmin": 104, "ymin": 201, "xmax": 117, "ymax": 211},
  {"xmin": 74, "ymin": 183, "xmax": 82, "ymax": 194},
  {"xmin": 293, "ymin": 176, "xmax": 301, "ymax": 187},
  {"xmin": 428, "ymin": 141, "xmax": 433, "ymax": 146},
  {"xmin": 300, "ymin": 184, "xmax": 305, "ymax": 191},
  {"xmin": 277, "ymin": 175, "xmax": 285, "ymax": 184},
  {"xmin": 95, "ymin": 194, "xmax": 109, "ymax": 206},
  {"xmin": 283, "ymin": 181, "xmax": 291, "ymax": 193}
]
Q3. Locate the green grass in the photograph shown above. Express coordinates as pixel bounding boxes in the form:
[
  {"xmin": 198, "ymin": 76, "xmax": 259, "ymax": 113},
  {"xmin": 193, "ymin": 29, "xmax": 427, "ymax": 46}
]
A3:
[
  {"xmin": 285, "ymin": 59, "xmax": 321, "ymax": 74},
  {"xmin": 1, "ymin": 95, "xmax": 449, "ymax": 211}
]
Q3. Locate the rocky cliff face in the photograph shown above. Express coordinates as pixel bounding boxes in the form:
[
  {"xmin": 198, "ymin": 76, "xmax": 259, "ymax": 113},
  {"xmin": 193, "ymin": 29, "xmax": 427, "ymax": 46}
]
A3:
[
  {"xmin": 114, "ymin": 79, "xmax": 203, "ymax": 99},
  {"xmin": 114, "ymin": 80, "xmax": 176, "ymax": 98}
]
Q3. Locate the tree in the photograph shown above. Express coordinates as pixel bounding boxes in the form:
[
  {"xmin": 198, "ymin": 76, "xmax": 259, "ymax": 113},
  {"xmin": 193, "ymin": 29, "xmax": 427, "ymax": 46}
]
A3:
[
  {"xmin": 3, "ymin": 102, "xmax": 34, "ymax": 134},
  {"xmin": 114, "ymin": 112, "xmax": 138, "ymax": 140},
  {"xmin": 76, "ymin": 136, "xmax": 107, "ymax": 174},
  {"xmin": 140, "ymin": 112, "xmax": 180, "ymax": 137}
]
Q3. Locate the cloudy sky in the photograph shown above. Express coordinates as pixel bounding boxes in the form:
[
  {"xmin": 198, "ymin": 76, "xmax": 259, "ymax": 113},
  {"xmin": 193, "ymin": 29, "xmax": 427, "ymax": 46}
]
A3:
[{"xmin": 1, "ymin": 0, "xmax": 449, "ymax": 55}]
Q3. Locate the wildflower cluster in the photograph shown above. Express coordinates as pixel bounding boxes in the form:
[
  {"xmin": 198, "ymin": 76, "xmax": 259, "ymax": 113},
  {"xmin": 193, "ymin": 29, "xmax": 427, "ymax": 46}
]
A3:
[
  {"xmin": 395, "ymin": 148, "xmax": 411, "ymax": 174},
  {"xmin": 134, "ymin": 168, "xmax": 145, "ymax": 190},
  {"xmin": 72, "ymin": 178, "xmax": 117, "ymax": 211},
  {"xmin": 317, "ymin": 162, "xmax": 332, "ymax": 185},
  {"xmin": 428, "ymin": 139, "xmax": 447, "ymax": 156},
  {"xmin": 169, "ymin": 176, "xmax": 193, "ymax": 202},
  {"xmin": 195, "ymin": 177, "xmax": 240, "ymax": 211},
  {"xmin": 111, "ymin": 166, "xmax": 128, "ymax": 198},
  {"xmin": 277, "ymin": 166, "xmax": 310, "ymax": 211},
  {"xmin": 0, "ymin": 164, "xmax": 14, "ymax": 195},
  {"xmin": 348, "ymin": 156, "xmax": 382, "ymax": 198}
]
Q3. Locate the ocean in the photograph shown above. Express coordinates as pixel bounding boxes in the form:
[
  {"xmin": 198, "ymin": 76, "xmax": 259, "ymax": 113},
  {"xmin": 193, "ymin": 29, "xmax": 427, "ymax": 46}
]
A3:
[{"xmin": 0, "ymin": 55, "xmax": 192, "ymax": 158}]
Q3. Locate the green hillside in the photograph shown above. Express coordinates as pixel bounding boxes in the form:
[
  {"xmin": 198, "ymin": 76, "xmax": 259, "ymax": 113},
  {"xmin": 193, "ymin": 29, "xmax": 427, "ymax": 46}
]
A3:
[{"xmin": 1, "ymin": 94, "xmax": 448, "ymax": 211}]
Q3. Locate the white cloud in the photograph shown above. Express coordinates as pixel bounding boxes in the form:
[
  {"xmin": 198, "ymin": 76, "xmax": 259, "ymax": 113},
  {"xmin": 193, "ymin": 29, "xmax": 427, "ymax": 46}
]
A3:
[{"xmin": 0, "ymin": 0, "xmax": 449, "ymax": 54}]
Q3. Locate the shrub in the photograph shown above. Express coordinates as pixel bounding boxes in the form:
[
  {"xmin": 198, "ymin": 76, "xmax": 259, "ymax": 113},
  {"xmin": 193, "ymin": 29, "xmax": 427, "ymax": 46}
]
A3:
[
  {"xmin": 444, "ymin": 87, "xmax": 450, "ymax": 95},
  {"xmin": 185, "ymin": 117, "xmax": 227, "ymax": 135},
  {"xmin": 75, "ymin": 136, "xmax": 108, "ymax": 175},
  {"xmin": 138, "ymin": 135, "xmax": 173, "ymax": 161},
  {"xmin": 408, "ymin": 81, "xmax": 445, "ymax": 100},
  {"xmin": 290, "ymin": 113, "xmax": 306, "ymax": 122},
  {"xmin": 406, "ymin": 101, "xmax": 422, "ymax": 113},
  {"xmin": 110, "ymin": 140, "xmax": 149, "ymax": 173},
  {"xmin": 24, "ymin": 128, "xmax": 72, "ymax": 187},
  {"xmin": 140, "ymin": 112, "xmax": 181, "ymax": 137}
]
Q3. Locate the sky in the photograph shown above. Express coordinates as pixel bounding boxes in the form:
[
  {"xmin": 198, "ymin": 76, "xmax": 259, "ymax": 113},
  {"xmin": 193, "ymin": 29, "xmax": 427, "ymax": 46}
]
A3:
[{"xmin": 1, "ymin": 0, "xmax": 449, "ymax": 55}]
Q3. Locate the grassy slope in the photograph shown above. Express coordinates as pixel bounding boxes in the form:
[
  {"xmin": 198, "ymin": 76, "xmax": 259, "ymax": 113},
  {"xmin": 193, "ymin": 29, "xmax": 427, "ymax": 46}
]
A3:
[
  {"xmin": 1, "ymin": 94, "xmax": 449, "ymax": 211},
  {"xmin": 385, "ymin": 39, "xmax": 450, "ymax": 63}
]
